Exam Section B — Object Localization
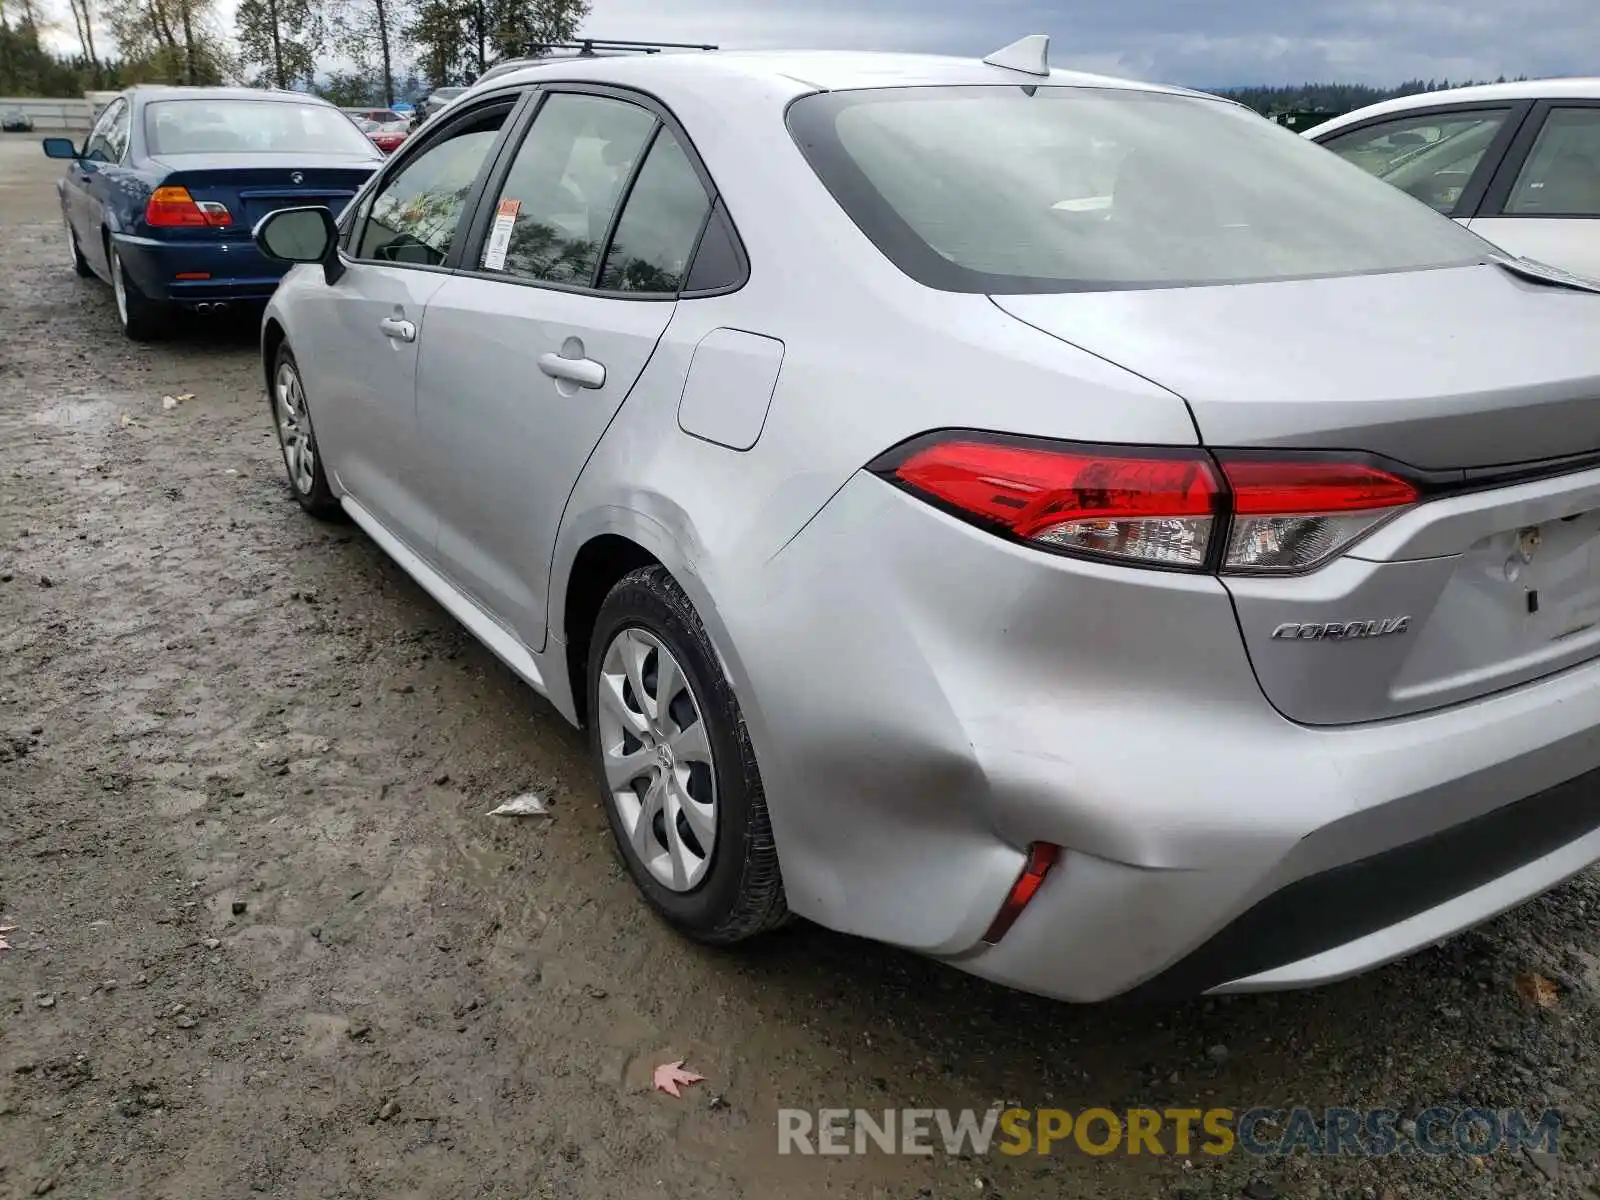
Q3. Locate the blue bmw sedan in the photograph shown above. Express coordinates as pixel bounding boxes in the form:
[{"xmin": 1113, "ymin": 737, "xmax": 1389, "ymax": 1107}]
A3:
[{"xmin": 45, "ymin": 86, "xmax": 383, "ymax": 339}]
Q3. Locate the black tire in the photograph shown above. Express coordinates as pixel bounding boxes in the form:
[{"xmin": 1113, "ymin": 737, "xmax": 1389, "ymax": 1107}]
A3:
[
  {"xmin": 108, "ymin": 240, "xmax": 167, "ymax": 342},
  {"xmin": 67, "ymin": 217, "xmax": 93, "ymax": 278},
  {"xmin": 269, "ymin": 343, "xmax": 341, "ymax": 519},
  {"xmin": 588, "ymin": 566, "xmax": 788, "ymax": 944}
]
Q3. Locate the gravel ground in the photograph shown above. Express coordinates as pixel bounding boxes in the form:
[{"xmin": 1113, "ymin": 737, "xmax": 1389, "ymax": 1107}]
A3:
[{"xmin": 3, "ymin": 132, "xmax": 1600, "ymax": 1200}]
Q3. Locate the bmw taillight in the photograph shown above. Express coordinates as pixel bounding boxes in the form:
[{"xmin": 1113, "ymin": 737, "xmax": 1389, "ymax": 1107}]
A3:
[
  {"xmin": 146, "ymin": 186, "xmax": 232, "ymax": 228},
  {"xmin": 873, "ymin": 433, "xmax": 1419, "ymax": 576}
]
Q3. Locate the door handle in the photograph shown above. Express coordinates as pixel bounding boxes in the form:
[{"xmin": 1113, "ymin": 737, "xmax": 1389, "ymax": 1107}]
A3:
[
  {"xmin": 379, "ymin": 316, "xmax": 416, "ymax": 342},
  {"xmin": 538, "ymin": 352, "xmax": 606, "ymax": 389}
]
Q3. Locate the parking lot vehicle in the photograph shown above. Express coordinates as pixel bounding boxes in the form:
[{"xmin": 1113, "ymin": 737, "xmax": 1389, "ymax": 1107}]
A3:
[
  {"xmin": 254, "ymin": 37, "xmax": 1600, "ymax": 1002},
  {"xmin": 1309, "ymin": 79, "xmax": 1600, "ymax": 279},
  {"xmin": 2, "ymin": 109, "xmax": 34, "ymax": 133},
  {"xmin": 44, "ymin": 85, "xmax": 382, "ymax": 340}
]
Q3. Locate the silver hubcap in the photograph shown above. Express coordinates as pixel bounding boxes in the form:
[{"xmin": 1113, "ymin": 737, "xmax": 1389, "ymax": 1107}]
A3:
[
  {"xmin": 598, "ymin": 628, "xmax": 716, "ymax": 892},
  {"xmin": 110, "ymin": 247, "xmax": 128, "ymax": 326},
  {"xmin": 274, "ymin": 361, "xmax": 316, "ymax": 494}
]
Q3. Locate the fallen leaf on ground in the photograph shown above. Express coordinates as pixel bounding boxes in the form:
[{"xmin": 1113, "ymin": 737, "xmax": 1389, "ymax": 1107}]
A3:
[
  {"xmin": 1514, "ymin": 972, "xmax": 1559, "ymax": 1008},
  {"xmin": 653, "ymin": 1060, "xmax": 705, "ymax": 1097},
  {"xmin": 486, "ymin": 793, "xmax": 549, "ymax": 817},
  {"xmin": 118, "ymin": 413, "xmax": 136, "ymax": 427},
  {"xmin": 161, "ymin": 395, "xmax": 179, "ymax": 410},
  {"xmin": 0, "ymin": 922, "xmax": 16, "ymax": 954}
]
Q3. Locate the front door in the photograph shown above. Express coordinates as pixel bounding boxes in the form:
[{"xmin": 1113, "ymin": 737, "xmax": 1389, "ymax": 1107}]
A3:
[
  {"xmin": 416, "ymin": 89, "xmax": 715, "ymax": 648},
  {"xmin": 299, "ymin": 95, "xmax": 521, "ymax": 556}
]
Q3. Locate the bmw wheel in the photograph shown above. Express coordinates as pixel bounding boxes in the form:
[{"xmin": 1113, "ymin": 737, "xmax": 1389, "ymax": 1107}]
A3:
[
  {"xmin": 588, "ymin": 566, "xmax": 788, "ymax": 943},
  {"xmin": 66, "ymin": 216, "xmax": 92, "ymax": 278},
  {"xmin": 108, "ymin": 242, "xmax": 167, "ymax": 342},
  {"xmin": 271, "ymin": 344, "xmax": 339, "ymax": 519}
]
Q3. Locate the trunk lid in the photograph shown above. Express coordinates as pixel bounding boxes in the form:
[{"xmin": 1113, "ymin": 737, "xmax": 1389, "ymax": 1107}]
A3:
[
  {"xmin": 149, "ymin": 153, "xmax": 379, "ymax": 237},
  {"xmin": 995, "ymin": 263, "xmax": 1600, "ymax": 725},
  {"xmin": 993, "ymin": 262, "xmax": 1600, "ymax": 471}
]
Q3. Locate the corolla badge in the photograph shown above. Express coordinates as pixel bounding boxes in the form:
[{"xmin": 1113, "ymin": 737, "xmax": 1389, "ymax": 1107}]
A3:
[
  {"xmin": 290, "ymin": 171, "xmax": 304, "ymax": 184},
  {"xmin": 1272, "ymin": 617, "xmax": 1411, "ymax": 642}
]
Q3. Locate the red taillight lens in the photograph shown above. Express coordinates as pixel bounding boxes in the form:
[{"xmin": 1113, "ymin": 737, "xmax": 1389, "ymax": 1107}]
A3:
[
  {"xmin": 891, "ymin": 439, "xmax": 1222, "ymax": 569},
  {"xmin": 982, "ymin": 842, "xmax": 1059, "ymax": 945},
  {"xmin": 146, "ymin": 186, "xmax": 231, "ymax": 228},
  {"xmin": 1219, "ymin": 458, "xmax": 1417, "ymax": 574},
  {"xmin": 879, "ymin": 435, "xmax": 1421, "ymax": 575}
]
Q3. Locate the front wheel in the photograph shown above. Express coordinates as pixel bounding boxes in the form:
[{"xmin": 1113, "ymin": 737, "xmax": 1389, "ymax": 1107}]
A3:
[
  {"xmin": 588, "ymin": 566, "xmax": 788, "ymax": 944},
  {"xmin": 66, "ymin": 216, "xmax": 92, "ymax": 278},
  {"xmin": 270, "ymin": 344, "xmax": 340, "ymax": 519},
  {"xmin": 108, "ymin": 243, "xmax": 167, "ymax": 341}
]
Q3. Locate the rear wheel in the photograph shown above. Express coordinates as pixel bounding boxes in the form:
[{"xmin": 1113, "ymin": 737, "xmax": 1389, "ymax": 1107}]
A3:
[
  {"xmin": 66, "ymin": 216, "xmax": 92, "ymax": 278},
  {"xmin": 588, "ymin": 566, "xmax": 788, "ymax": 944},
  {"xmin": 108, "ymin": 243, "xmax": 167, "ymax": 342},
  {"xmin": 271, "ymin": 344, "xmax": 340, "ymax": 519}
]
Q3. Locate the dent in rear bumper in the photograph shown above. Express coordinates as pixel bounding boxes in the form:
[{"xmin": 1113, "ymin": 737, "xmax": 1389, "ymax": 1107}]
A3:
[{"xmin": 753, "ymin": 471, "xmax": 1600, "ymax": 1000}]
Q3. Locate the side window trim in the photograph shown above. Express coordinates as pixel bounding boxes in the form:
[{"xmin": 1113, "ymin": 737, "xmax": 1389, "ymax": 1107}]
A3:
[
  {"xmin": 344, "ymin": 88, "xmax": 533, "ymax": 274},
  {"xmin": 1477, "ymin": 98, "xmax": 1600, "ymax": 219},
  {"xmin": 589, "ymin": 119, "xmax": 665, "ymax": 289},
  {"xmin": 452, "ymin": 80, "xmax": 748, "ymax": 300},
  {"xmin": 1316, "ymin": 100, "xmax": 1531, "ymax": 219}
]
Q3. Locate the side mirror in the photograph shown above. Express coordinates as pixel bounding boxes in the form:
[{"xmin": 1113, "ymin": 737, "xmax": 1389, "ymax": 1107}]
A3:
[
  {"xmin": 253, "ymin": 205, "xmax": 345, "ymax": 285},
  {"xmin": 42, "ymin": 136, "xmax": 80, "ymax": 160}
]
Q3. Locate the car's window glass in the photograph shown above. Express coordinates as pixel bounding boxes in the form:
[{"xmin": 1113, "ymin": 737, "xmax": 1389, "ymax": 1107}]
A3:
[
  {"xmin": 106, "ymin": 99, "xmax": 132, "ymax": 161},
  {"xmin": 85, "ymin": 98, "xmax": 124, "ymax": 161},
  {"xmin": 1320, "ymin": 108, "xmax": 1509, "ymax": 213},
  {"xmin": 789, "ymin": 86, "xmax": 1491, "ymax": 294},
  {"xmin": 598, "ymin": 128, "xmax": 710, "ymax": 293},
  {"xmin": 144, "ymin": 99, "xmax": 378, "ymax": 156},
  {"xmin": 1504, "ymin": 108, "xmax": 1600, "ymax": 216},
  {"xmin": 684, "ymin": 202, "xmax": 743, "ymax": 292},
  {"xmin": 355, "ymin": 107, "xmax": 508, "ymax": 266},
  {"xmin": 478, "ymin": 92, "xmax": 655, "ymax": 285}
]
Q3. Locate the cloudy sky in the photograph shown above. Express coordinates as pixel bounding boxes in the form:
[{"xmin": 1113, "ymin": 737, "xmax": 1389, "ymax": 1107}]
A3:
[
  {"xmin": 577, "ymin": 0, "xmax": 1597, "ymax": 87},
  {"xmin": 55, "ymin": 0, "xmax": 1600, "ymax": 88}
]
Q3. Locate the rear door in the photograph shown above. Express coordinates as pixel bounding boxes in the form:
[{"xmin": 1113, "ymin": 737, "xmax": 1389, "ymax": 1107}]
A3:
[
  {"xmin": 415, "ymin": 86, "xmax": 717, "ymax": 649},
  {"xmin": 290, "ymin": 92, "xmax": 524, "ymax": 556},
  {"xmin": 1313, "ymin": 102, "xmax": 1529, "ymax": 220},
  {"xmin": 1469, "ymin": 100, "xmax": 1600, "ymax": 279}
]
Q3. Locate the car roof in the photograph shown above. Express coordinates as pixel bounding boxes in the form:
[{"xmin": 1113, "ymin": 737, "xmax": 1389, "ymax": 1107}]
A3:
[
  {"xmin": 467, "ymin": 48, "xmax": 1213, "ymax": 103},
  {"xmin": 128, "ymin": 85, "xmax": 339, "ymax": 106},
  {"xmin": 1309, "ymin": 76, "xmax": 1600, "ymax": 138}
]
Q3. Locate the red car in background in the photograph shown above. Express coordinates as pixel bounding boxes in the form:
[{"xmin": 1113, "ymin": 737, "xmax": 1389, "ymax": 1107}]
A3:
[{"xmin": 344, "ymin": 108, "xmax": 410, "ymax": 155}]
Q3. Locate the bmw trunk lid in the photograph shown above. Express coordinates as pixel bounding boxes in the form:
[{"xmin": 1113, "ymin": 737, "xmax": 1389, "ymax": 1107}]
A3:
[
  {"xmin": 148, "ymin": 153, "xmax": 379, "ymax": 235},
  {"xmin": 995, "ymin": 262, "xmax": 1600, "ymax": 725}
]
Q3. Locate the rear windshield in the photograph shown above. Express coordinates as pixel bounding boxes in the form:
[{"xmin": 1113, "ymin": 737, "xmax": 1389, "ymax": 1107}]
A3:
[
  {"xmin": 144, "ymin": 99, "xmax": 379, "ymax": 156},
  {"xmin": 787, "ymin": 86, "xmax": 1492, "ymax": 293}
]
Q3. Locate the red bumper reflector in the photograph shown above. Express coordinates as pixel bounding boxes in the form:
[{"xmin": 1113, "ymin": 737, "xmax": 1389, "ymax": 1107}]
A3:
[
  {"xmin": 982, "ymin": 842, "xmax": 1060, "ymax": 945},
  {"xmin": 174, "ymin": 272, "xmax": 210, "ymax": 280}
]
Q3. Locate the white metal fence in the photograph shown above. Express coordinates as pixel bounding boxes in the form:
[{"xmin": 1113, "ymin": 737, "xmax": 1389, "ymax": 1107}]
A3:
[{"xmin": 0, "ymin": 97, "xmax": 95, "ymax": 132}]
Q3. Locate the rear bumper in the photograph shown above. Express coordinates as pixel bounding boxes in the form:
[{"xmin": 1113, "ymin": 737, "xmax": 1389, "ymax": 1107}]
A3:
[
  {"xmin": 112, "ymin": 231, "xmax": 286, "ymax": 304},
  {"xmin": 746, "ymin": 472, "xmax": 1600, "ymax": 1001}
]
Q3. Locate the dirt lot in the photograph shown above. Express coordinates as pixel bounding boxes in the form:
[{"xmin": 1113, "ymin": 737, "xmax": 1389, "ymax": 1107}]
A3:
[{"xmin": 4, "ymin": 133, "xmax": 1600, "ymax": 1200}]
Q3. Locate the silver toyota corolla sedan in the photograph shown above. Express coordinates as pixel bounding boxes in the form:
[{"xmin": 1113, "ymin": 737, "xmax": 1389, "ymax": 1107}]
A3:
[{"xmin": 252, "ymin": 37, "xmax": 1600, "ymax": 1002}]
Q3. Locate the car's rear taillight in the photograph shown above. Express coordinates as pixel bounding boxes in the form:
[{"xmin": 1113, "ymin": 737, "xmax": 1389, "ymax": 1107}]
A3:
[
  {"xmin": 874, "ymin": 433, "xmax": 1420, "ymax": 575},
  {"xmin": 146, "ymin": 186, "xmax": 232, "ymax": 228},
  {"xmin": 1218, "ymin": 457, "xmax": 1418, "ymax": 574},
  {"xmin": 888, "ymin": 438, "xmax": 1223, "ymax": 569}
]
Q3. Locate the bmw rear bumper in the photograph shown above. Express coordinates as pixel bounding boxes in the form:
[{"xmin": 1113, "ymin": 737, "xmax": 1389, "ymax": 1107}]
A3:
[
  {"xmin": 112, "ymin": 232, "xmax": 287, "ymax": 305},
  {"xmin": 742, "ymin": 472, "xmax": 1600, "ymax": 1001}
]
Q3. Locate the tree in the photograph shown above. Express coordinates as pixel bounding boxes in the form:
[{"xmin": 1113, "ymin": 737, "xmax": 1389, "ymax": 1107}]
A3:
[
  {"xmin": 235, "ymin": 0, "xmax": 322, "ymax": 87},
  {"xmin": 103, "ymin": 0, "xmax": 228, "ymax": 84},
  {"xmin": 330, "ymin": 0, "xmax": 405, "ymax": 106},
  {"xmin": 410, "ymin": 0, "xmax": 586, "ymax": 87}
]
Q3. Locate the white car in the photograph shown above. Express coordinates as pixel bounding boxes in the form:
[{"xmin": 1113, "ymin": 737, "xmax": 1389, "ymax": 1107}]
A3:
[{"xmin": 1307, "ymin": 79, "xmax": 1600, "ymax": 279}]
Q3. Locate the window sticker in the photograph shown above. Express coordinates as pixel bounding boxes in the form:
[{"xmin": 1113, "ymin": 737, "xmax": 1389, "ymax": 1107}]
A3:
[{"xmin": 482, "ymin": 198, "xmax": 521, "ymax": 270}]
